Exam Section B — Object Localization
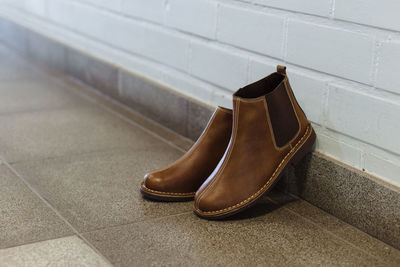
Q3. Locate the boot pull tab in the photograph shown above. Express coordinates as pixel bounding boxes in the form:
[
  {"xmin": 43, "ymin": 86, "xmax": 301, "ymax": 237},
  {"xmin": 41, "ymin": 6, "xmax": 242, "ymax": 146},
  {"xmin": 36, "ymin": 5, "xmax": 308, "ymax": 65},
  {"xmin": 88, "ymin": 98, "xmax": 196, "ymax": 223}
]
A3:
[{"xmin": 277, "ymin": 65, "xmax": 286, "ymax": 75}]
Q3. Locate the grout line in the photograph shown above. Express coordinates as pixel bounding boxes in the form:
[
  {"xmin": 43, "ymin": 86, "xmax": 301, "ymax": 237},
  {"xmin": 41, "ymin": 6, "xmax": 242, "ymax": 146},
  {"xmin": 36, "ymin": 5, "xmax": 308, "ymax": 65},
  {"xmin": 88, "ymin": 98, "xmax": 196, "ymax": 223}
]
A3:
[
  {"xmin": 371, "ymin": 38, "xmax": 382, "ymax": 89},
  {"xmin": 329, "ymin": 0, "xmax": 335, "ymax": 19},
  {"xmin": 281, "ymin": 15, "xmax": 289, "ymax": 63},
  {"xmin": 0, "ymin": 234, "xmax": 75, "ymax": 251},
  {"xmin": 214, "ymin": 1, "xmax": 220, "ymax": 41},
  {"xmin": 80, "ymin": 211, "xmax": 194, "ymax": 235},
  {"xmin": 370, "ymin": 37, "xmax": 379, "ymax": 87},
  {"xmin": 0, "ymin": 156, "xmax": 114, "ymax": 266},
  {"xmin": 321, "ymin": 81, "xmax": 330, "ymax": 130},
  {"xmin": 245, "ymin": 57, "xmax": 250, "ymax": 84},
  {"xmin": 360, "ymin": 151, "xmax": 366, "ymax": 170}
]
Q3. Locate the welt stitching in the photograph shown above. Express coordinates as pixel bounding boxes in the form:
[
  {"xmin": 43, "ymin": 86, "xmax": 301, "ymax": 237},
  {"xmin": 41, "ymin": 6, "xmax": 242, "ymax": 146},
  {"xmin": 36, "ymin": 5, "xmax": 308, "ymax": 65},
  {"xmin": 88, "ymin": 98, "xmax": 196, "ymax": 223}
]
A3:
[
  {"xmin": 195, "ymin": 124, "xmax": 312, "ymax": 215},
  {"xmin": 142, "ymin": 184, "xmax": 195, "ymax": 196}
]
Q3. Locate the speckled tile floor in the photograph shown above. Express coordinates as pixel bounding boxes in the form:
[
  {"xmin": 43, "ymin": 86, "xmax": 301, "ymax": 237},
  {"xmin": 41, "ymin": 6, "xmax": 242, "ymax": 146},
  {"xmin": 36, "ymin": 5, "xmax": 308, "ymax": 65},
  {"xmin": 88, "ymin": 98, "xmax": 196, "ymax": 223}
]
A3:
[{"xmin": 0, "ymin": 43, "xmax": 399, "ymax": 267}]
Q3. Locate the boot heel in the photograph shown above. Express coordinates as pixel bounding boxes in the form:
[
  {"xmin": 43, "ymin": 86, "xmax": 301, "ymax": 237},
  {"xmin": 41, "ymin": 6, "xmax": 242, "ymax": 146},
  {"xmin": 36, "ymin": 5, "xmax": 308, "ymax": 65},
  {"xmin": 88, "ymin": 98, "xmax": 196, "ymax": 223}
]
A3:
[{"xmin": 290, "ymin": 128, "xmax": 316, "ymax": 166}]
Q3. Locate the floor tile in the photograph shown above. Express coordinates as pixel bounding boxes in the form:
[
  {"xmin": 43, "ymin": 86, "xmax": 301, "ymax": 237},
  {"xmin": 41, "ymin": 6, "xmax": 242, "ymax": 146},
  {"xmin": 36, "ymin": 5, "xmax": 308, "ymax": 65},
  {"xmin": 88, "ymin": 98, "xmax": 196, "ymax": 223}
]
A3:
[
  {"xmin": 0, "ymin": 79, "xmax": 89, "ymax": 115},
  {"xmin": 0, "ymin": 236, "xmax": 111, "ymax": 266},
  {"xmin": 83, "ymin": 201, "xmax": 387, "ymax": 267},
  {"xmin": 268, "ymin": 193, "xmax": 400, "ymax": 266},
  {"xmin": 0, "ymin": 106, "xmax": 168, "ymax": 163},
  {"xmin": 13, "ymin": 148, "xmax": 191, "ymax": 232},
  {"xmin": 0, "ymin": 164, "xmax": 73, "ymax": 249}
]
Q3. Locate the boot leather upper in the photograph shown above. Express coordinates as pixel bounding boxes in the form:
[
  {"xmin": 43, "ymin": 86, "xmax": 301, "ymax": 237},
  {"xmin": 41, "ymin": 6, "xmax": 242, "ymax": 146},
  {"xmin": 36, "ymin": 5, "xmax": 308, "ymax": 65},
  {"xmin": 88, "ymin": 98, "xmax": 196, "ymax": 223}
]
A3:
[
  {"xmin": 194, "ymin": 66, "xmax": 313, "ymax": 216},
  {"xmin": 143, "ymin": 107, "xmax": 232, "ymax": 195}
]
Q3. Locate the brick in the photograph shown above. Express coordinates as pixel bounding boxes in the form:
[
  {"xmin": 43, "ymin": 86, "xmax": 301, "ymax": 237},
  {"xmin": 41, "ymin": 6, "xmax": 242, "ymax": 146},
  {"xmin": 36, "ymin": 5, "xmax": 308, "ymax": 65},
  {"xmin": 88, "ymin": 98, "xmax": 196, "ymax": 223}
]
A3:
[
  {"xmin": 165, "ymin": 0, "xmax": 217, "ymax": 39},
  {"xmin": 376, "ymin": 41, "xmax": 400, "ymax": 95},
  {"xmin": 254, "ymin": 0, "xmax": 331, "ymax": 17},
  {"xmin": 105, "ymin": 16, "xmax": 144, "ymax": 54},
  {"xmin": 141, "ymin": 26, "xmax": 189, "ymax": 71},
  {"xmin": 335, "ymin": 0, "xmax": 400, "ymax": 32},
  {"xmin": 24, "ymin": 0, "xmax": 47, "ymax": 17},
  {"xmin": 315, "ymin": 132, "xmax": 362, "ymax": 169},
  {"xmin": 364, "ymin": 153, "xmax": 400, "ymax": 187},
  {"xmin": 120, "ymin": 0, "xmax": 165, "ymax": 24},
  {"xmin": 287, "ymin": 20, "xmax": 375, "ymax": 84},
  {"xmin": 218, "ymin": 4, "xmax": 285, "ymax": 58},
  {"xmin": 287, "ymin": 70, "xmax": 326, "ymax": 125},
  {"xmin": 190, "ymin": 41, "xmax": 248, "ymax": 90},
  {"xmin": 162, "ymin": 70, "xmax": 214, "ymax": 104},
  {"xmin": 326, "ymin": 83, "xmax": 400, "ymax": 154},
  {"xmin": 47, "ymin": 0, "xmax": 76, "ymax": 29},
  {"xmin": 248, "ymin": 58, "xmax": 276, "ymax": 83},
  {"xmin": 212, "ymin": 88, "xmax": 233, "ymax": 109}
]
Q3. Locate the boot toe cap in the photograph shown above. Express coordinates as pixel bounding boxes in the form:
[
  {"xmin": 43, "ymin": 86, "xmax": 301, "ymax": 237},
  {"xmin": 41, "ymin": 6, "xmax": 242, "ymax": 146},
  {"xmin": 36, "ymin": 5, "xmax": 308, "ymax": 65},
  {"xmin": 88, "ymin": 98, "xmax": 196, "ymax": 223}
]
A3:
[
  {"xmin": 143, "ymin": 173, "xmax": 166, "ymax": 192},
  {"xmin": 194, "ymin": 189, "xmax": 229, "ymax": 215}
]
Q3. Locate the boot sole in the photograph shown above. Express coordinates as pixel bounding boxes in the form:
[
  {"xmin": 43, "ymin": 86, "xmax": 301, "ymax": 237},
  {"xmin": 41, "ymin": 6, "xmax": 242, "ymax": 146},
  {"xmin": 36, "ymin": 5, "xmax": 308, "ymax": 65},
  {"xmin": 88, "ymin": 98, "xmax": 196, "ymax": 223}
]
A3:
[
  {"xmin": 194, "ymin": 125, "xmax": 316, "ymax": 219},
  {"xmin": 140, "ymin": 182, "xmax": 195, "ymax": 202}
]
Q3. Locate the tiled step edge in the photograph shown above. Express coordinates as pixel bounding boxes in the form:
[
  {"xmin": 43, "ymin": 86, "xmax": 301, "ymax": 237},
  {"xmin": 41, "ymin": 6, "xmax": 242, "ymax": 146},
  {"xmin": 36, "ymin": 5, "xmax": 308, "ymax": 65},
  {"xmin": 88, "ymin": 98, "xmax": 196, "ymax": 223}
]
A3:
[{"xmin": 1, "ymin": 17, "xmax": 399, "ymax": 250}]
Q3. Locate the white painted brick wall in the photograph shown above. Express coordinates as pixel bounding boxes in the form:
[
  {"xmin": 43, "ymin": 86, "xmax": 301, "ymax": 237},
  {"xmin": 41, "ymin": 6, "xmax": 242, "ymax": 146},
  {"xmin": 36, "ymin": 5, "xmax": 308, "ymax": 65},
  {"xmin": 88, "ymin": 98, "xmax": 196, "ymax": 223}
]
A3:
[
  {"xmin": 80, "ymin": 0, "xmax": 121, "ymax": 12},
  {"xmin": 120, "ymin": 0, "xmax": 165, "ymax": 24},
  {"xmin": 326, "ymin": 83, "xmax": 400, "ymax": 155},
  {"xmin": 335, "ymin": 0, "xmax": 400, "ymax": 32},
  {"xmin": 376, "ymin": 41, "xmax": 400, "ymax": 95},
  {"xmin": 165, "ymin": 0, "xmax": 217, "ymax": 39},
  {"xmin": 189, "ymin": 40, "xmax": 248, "ymax": 89},
  {"xmin": 142, "ymin": 26, "xmax": 189, "ymax": 71},
  {"xmin": 286, "ymin": 20, "xmax": 375, "ymax": 84},
  {"xmin": 217, "ymin": 3, "xmax": 285, "ymax": 58},
  {"xmin": 23, "ymin": 0, "xmax": 46, "ymax": 17},
  {"xmin": 1, "ymin": 0, "xmax": 399, "ymax": 187},
  {"xmin": 253, "ymin": 0, "xmax": 331, "ymax": 17}
]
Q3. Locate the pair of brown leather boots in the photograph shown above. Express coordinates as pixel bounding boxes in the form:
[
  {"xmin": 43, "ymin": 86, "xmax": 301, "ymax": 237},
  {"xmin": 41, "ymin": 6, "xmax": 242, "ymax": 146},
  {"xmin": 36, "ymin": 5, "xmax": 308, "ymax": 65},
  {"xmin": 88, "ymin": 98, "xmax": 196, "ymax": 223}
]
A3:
[{"xmin": 140, "ymin": 66, "xmax": 316, "ymax": 219}]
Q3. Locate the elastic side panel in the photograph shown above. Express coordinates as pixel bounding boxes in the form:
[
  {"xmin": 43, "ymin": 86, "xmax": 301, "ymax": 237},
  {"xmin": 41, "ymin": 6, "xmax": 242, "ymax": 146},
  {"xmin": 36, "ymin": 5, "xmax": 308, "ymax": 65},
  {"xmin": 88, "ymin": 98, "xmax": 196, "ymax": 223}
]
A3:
[{"xmin": 265, "ymin": 82, "xmax": 299, "ymax": 147}]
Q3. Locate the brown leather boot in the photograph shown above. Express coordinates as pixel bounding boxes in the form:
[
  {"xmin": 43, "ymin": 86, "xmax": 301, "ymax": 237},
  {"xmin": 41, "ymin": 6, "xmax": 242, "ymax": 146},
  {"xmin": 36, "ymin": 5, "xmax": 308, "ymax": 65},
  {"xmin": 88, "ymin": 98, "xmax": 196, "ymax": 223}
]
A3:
[
  {"xmin": 194, "ymin": 65, "xmax": 316, "ymax": 218},
  {"xmin": 140, "ymin": 107, "xmax": 232, "ymax": 201}
]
